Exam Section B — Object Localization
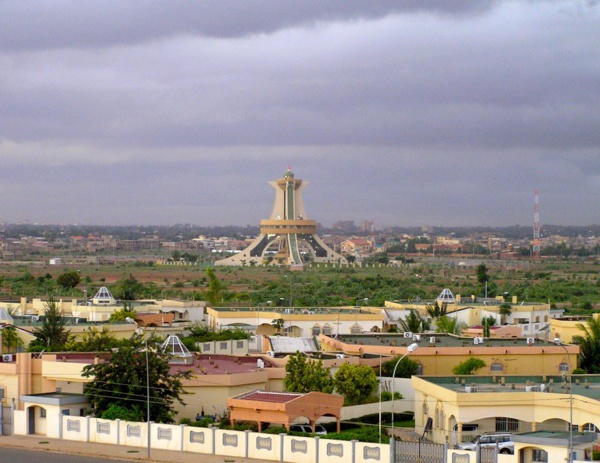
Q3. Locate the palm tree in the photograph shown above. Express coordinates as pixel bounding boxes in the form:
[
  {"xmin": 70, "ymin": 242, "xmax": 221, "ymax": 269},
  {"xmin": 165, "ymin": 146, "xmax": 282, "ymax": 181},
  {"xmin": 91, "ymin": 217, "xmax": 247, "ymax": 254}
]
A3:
[
  {"xmin": 271, "ymin": 318, "xmax": 284, "ymax": 335},
  {"xmin": 435, "ymin": 316, "xmax": 463, "ymax": 335},
  {"xmin": 573, "ymin": 317, "xmax": 600, "ymax": 373},
  {"xmin": 399, "ymin": 310, "xmax": 425, "ymax": 333},
  {"xmin": 426, "ymin": 301, "xmax": 447, "ymax": 319}
]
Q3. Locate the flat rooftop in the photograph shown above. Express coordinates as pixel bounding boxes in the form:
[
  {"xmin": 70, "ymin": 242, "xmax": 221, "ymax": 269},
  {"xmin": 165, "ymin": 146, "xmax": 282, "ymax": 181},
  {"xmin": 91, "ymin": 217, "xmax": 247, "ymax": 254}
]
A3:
[
  {"xmin": 420, "ymin": 375, "xmax": 600, "ymax": 401},
  {"xmin": 337, "ymin": 333, "xmax": 546, "ymax": 348},
  {"xmin": 210, "ymin": 306, "xmax": 374, "ymax": 314},
  {"xmin": 170, "ymin": 354, "xmax": 277, "ymax": 375}
]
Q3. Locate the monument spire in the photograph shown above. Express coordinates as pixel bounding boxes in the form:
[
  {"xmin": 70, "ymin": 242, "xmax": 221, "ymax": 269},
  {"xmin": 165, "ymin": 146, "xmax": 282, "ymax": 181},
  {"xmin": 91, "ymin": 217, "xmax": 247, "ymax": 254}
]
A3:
[{"xmin": 216, "ymin": 170, "xmax": 346, "ymax": 267}]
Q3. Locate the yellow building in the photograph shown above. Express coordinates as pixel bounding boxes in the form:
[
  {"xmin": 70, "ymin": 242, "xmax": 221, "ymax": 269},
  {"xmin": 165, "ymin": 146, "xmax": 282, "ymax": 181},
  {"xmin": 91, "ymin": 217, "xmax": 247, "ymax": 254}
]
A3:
[
  {"xmin": 319, "ymin": 333, "xmax": 578, "ymax": 377},
  {"xmin": 549, "ymin": 315, "xmax": 597, "ymax": 344},
  {"xmin": 206, "ymin": 306, "xmax": 384, "ymax": 341},
  {"xmin": 412, "ymin": 373, "xmax": 600, "ymax": 460}
]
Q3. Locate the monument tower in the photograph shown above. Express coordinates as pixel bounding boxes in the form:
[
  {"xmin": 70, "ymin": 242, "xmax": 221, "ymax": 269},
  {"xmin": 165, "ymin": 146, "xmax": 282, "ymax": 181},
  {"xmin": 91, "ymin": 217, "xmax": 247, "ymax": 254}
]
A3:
[{"xmin": 215, "ymin": 168, "xmax": 347, "ymax": 267}]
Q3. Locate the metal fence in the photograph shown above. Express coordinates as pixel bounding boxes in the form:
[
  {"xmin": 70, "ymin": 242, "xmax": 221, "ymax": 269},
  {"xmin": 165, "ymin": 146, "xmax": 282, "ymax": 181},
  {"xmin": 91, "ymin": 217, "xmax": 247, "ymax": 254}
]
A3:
[
  {"xmin": 480, "ymin": 447, "xmax": 497, "ymax": 463},
  {"xmin": 1, "ymin": 405, "xmax": 12, "ymax": 435},
  {"xmin": 395, "ymin": 440, "xmax": 446, "ymax": 463}
]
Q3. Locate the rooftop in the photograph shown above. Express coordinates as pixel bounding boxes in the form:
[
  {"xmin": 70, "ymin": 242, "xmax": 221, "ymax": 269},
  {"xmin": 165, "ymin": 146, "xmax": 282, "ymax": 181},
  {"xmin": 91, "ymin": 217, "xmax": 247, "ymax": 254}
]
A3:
[
  {"xmin": 336, "ymin": 333, "xmax": 553, "ymax": 349},
  {"xmin": 169, "ymin": 354, "xmax": 277, "ymax": 376},
  {"xmin": 236, "ymin": 391, "xmax": 302, "ymax": 403},
  {"xmin": 420, "ymin": 375, "xmax": 600, "ymax": 401}
]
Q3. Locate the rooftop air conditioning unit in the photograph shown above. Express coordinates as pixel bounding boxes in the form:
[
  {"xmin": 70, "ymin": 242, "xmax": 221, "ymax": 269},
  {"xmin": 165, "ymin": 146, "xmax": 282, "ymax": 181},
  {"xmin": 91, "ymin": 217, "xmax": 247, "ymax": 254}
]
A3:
[
  {"xmin": 31, "ymin": 315, "xmax": 40, "ymax": 322},
  {"xmin": 474, "ymin": 337, "xmax": 483, "ymax": 345},
  {"xmin": 413, "ymin": 335, "xmax": 421, "ymax": 342},
  {"xmin": 403, "ymin": 332, "xmax": 413, "ymax": 339},
  {"xmin": 527, "ymin": 337, "xmax": 535, "ymax": 345},
  {"xmin": 2, "ymin": 354, "xmax": 14, "ymax": 362},
  {"xmin": 430, "ymin": 337, "xmax": 436, "ymax": 344},
  {"xmin": 465, "ymin": 386, "xmax": 478, "ymax": 393},
  {"xmin": 266, "ymin": 351, "xmax": 275, "ymax": 357},
  {"xmin": 336, "ymin": 354, "xmax": 345, "ymax": 359},
  {"xmin": 526, "ymin": 385, "xmax": 539, "ymax": 392}
]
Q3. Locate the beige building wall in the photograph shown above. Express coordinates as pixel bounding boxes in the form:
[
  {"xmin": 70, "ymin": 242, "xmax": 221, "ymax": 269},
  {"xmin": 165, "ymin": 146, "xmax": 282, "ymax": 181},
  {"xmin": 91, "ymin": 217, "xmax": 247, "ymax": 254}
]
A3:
[{"xmin": 413, "ymin": 375, "xmax": 600, "ymax": 447}]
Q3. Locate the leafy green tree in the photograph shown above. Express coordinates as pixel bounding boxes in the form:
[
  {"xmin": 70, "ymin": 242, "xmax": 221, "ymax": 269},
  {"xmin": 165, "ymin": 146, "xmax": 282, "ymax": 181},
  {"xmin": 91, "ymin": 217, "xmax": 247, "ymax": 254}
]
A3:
[
  {"xmin": 573, "ymin": 317, "xmax": 600, "ymax": 373},
  {"xmin": 112, "ymin": 274, "xmax": 144, "ymax": 300},
  {"xmin": 29, "ymin": 298, "xmax": 71, "ymax": 352},
  {"xmin": 66, "ymin": 327, "xmax": 120, "ymax": 352},
  {"xmin": 452, "ymin": 357, "xmax": 486, "ymax": 375},
  {"xmin": 1, "ymin": 325, "xmax": 24, "ymax": 353},
  {"xmin": 381, "ymin": 356, "xmax": 419, "ymax": 378},
  {"xmin": 333, "ymin": 363, "xmax": 378, "ymax": 405},
  {"xmin": 109, "ymin": 304, "xmax": 137, "ymax": 322},
  {"xmin": 476, "ymin": 263, "xmax": 490, "ymax": 284},
  {"xmin": 205, "ymin": 268, "xmax": 223, "ymax": 305},
  {"xmin": 82, "ymin": 335, "xmax": 191, "ymax": 423},
  {"xmin": 284, "ymin": 351, "xmax": 334, "ymax": 393},
  {"xmin": 56, "ymin": 270, "xmax": 81, "ymax": 290},
  {"xmin": 100, "ymin": 404, "xmax": 143, "ymax": 421},
  {"xmin": 481, "ymin": 316, "xmax": 496, "ymax": 337},
  {"xmin": 499, "ymin": 303, "xmax": 513, "ymax": 324}
]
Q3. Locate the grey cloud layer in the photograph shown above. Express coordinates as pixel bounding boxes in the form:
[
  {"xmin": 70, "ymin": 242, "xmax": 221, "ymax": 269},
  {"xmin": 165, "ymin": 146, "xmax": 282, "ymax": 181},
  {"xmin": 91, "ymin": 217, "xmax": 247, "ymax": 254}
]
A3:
[
  {"xmin": 0, "ymin": 1, "xmax": 599, "ymax": 225},
  {"xmin": 1, "ymin": 0, "xmax": 494, "ymax": 50}
]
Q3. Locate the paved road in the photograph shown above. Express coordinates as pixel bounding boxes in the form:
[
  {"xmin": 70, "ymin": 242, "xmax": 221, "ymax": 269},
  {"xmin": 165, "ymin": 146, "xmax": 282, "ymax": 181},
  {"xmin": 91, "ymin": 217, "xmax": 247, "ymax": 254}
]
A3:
[
  {"xmin": 0, "ymin": 434, "xmax": 271, "ymax": 463},
  {"xmin": 0, "ymin": 446, "xmax": 131, "ymax": 463}
]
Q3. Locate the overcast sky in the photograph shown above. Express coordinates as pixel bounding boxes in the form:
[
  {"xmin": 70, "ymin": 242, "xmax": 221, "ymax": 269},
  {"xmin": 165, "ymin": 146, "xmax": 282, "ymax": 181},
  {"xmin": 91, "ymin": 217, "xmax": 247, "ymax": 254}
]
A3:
[{"xmin": 1, "ymin": 1, "xmax": 599, "ymax": 227}]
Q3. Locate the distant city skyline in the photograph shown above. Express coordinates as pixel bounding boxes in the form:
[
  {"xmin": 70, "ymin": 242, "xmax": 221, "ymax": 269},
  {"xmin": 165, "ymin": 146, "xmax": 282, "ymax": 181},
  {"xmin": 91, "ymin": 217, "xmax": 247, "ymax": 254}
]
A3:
[{"xmin": 1, "ymin": 1, "xmax": 599, "ymax": 227}]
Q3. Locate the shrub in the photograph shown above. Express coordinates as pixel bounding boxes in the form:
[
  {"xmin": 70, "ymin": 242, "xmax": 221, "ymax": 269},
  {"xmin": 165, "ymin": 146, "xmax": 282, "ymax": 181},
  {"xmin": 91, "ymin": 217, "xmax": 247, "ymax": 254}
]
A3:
[{"xmin": 380, "ymin": 391, "xmax": 402, "ymax": 401}]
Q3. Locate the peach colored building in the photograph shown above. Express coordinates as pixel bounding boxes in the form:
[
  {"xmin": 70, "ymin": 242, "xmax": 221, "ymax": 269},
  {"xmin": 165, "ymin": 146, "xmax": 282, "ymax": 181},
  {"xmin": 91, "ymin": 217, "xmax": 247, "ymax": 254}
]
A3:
[{"xmin": 228, "ymin": 390, "xmax": 343, "ymax": 432}]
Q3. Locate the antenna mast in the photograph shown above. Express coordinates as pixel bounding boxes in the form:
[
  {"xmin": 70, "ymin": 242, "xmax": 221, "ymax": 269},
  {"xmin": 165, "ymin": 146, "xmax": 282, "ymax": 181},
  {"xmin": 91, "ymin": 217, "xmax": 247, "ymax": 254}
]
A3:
[{"xmin": 532, "ymin": 190, "xmax": 541, "ymax": 258}]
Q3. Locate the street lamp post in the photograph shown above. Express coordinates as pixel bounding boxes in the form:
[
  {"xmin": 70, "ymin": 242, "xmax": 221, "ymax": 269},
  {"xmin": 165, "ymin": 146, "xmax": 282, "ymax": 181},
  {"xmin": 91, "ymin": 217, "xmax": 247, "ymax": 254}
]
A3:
[
  {"xmin": 126, "ymin": 318, "xmax": 151, "ymax": 458},
  {"xmin": 391, "ymin": 342, "xmax": 419, "ymax": 440},
  {"xmin": 145, "ymin": 339, "xmax": 151, "ymax": 459},
  {"xmin": 554, "ymin": 338, "xmax": 573, "ymax": 463}
]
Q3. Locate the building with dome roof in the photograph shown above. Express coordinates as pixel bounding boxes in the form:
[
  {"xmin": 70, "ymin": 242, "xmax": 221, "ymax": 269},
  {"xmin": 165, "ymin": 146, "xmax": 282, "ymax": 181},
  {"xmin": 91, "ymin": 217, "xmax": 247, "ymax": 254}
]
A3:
[{"xmin": 216, "ymin": 168, "xmax": 346, "ymax": 267}]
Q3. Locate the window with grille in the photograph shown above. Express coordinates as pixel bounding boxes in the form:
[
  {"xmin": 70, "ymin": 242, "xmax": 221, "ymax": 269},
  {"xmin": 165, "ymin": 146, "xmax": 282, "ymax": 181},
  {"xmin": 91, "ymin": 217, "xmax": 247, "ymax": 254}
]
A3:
[
  {"xmin": 350, "ymin": 324, "xmax": 362, "ymax": 334},
  {"xmin": 490, "ymin": 362, "xmax": 504, "ymax": 372},
  {"xmin": 495, "ymin": 417, "xmax": 518, "ymax": 432},
  {"xmin": 583, "ymin": 423, "xmax": 598, "ymax": 433},
  {"xmin": 323, "ymin": 325, "xmax": 332, "ymax": 336},
  {"xmin": 559, "ymin": 362, "xmax": 570, "ymax": 372},
  {"xmin": 532, "ymin": 449, "xmax": 548, "ymax": 462},
  {"xmin": 312, "ymin": 325, "xmax": 321, "ymax": 336}
]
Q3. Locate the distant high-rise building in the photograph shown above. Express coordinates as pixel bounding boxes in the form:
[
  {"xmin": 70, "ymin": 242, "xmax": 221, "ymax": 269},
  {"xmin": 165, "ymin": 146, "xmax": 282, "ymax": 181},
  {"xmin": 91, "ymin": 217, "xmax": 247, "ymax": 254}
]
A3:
[
  {"xmin": 215, "ymin": 168, "xmax": 347, "ymax": 267},
  {"xmin": 360, "ymin": 220, "xmax": 375, "ymax": 233},
  {"xmin": 332, "ymin": 220, "xmax": 357, "ymax": 231}
]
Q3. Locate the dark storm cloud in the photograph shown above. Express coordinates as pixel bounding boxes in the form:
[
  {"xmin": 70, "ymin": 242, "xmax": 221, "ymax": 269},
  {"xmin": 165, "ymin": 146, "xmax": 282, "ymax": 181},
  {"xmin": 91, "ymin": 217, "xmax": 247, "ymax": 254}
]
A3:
[
  {"xmin": 0, "ymin": 0, "xmax": 599, "ymax": 226},
  {"xmin": 0, "ymin": 0, "xmax": 494, "ymax": 51}
]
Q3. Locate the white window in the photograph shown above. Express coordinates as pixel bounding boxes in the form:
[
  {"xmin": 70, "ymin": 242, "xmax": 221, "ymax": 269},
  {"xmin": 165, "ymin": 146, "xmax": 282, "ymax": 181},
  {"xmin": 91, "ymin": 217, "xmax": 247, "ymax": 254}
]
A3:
[{"xmin": 583, "ymin": 423, "xmax": 598, "ymax": 433}]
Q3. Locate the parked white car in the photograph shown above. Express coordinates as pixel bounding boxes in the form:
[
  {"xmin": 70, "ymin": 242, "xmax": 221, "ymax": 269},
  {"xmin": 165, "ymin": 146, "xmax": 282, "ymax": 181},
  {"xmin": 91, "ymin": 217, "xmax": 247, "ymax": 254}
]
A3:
[
  {"xmin": 289, "ymin": 424, "xmax": 327, "ymax": 435},
  {"xmin": 455, "ymin": 433, "xmax": 514, "ymax": 454}
]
